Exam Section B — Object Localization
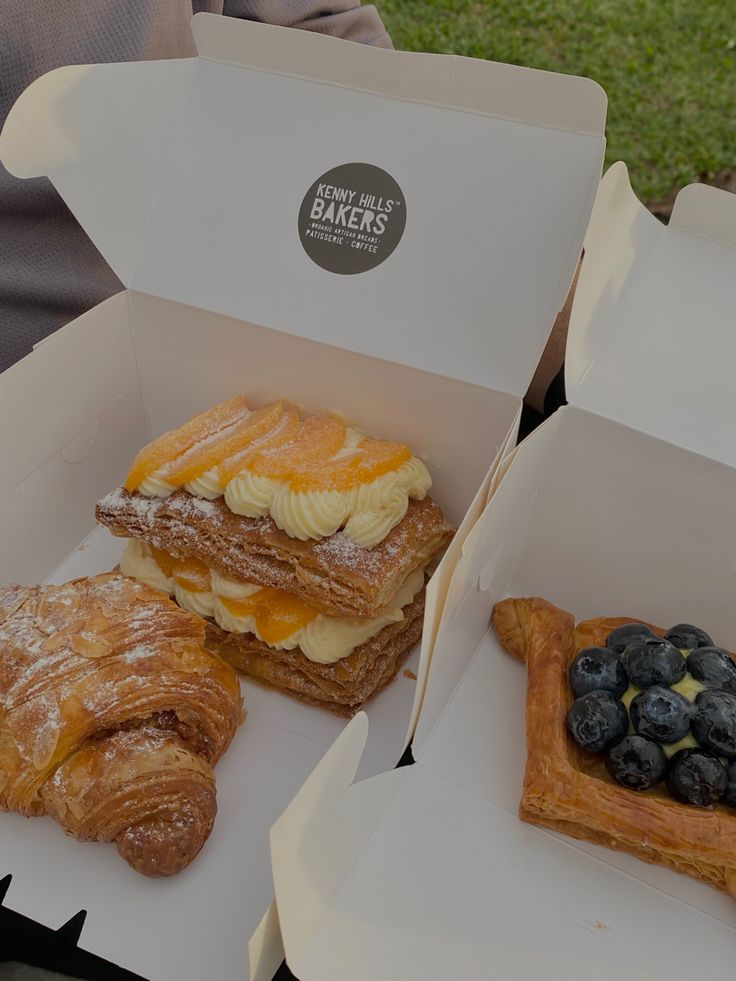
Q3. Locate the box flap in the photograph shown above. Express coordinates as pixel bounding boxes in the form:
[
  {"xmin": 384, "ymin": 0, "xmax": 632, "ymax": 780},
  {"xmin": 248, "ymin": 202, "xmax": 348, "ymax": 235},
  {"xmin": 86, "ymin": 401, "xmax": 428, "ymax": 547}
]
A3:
[
  {"xmin": 567, "ymin": 163, "xmax": 736, "ymax": 466},
  {"xmin": 0, "ymin": 59, "xmax": 192, "ymax": 285},
  {"xmin": 411, "ymin": 413, "xmax": 559, "ymax": 783},
  {"xmin": 275, "ymin": 758, "xmax": 736, "ymax": 981},
  {"xmin": 0, "ymin": 14, "xmax": 605, "ymax": 395},
  {"xmin": 248, "ymin": 901, "xmax": 283, "ymax": 981},
  {"xmin": 402, "ymin": 440, "xmax": 504, "ymax": 750},
  {"xmin": 270, "ymin": 714, "xmax": 407, "ymax": 970},
  {"xmin": 0, "ymin": 292, "xmax": 148, "ymax": 585}
]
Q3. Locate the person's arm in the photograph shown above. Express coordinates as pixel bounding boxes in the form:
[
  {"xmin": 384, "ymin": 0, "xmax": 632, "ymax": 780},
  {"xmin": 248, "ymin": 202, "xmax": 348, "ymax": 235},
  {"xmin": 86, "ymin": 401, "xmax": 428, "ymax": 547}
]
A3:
[{"xmin": 222, "ymin": 1, "xmax": 393, "ymax": 48}]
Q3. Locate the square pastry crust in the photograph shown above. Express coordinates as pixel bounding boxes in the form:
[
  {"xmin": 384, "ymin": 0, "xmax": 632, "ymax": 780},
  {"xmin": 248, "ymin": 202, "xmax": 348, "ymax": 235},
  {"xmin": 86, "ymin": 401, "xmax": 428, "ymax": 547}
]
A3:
[{"xmin": 492, "ymin": 597, "xmax": 736, "ymax": 896}]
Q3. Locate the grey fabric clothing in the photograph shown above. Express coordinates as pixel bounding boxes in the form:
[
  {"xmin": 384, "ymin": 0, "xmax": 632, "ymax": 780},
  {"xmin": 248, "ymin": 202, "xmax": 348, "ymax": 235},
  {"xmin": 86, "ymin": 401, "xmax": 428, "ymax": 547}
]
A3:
[
  {"xmin": 0, "ymin": 966, "xmax": 80, "ymax": 981},
  {"xmin": 0, "ymin": 1, "xmax": 391, "ymax": 372}
]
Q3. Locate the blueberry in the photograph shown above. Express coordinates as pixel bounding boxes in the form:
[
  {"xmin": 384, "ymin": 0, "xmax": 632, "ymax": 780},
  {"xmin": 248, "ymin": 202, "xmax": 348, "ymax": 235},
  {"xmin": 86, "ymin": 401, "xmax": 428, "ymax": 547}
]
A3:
[
  {"xmin": 567, "ymin": 691, "xmax": 628, "ymax": 753},
  {"xmin": 605, "ymin": 735, "xmax": 667, "ymax": 791},
  {"xmin": 666, "ymin": 749, "xmax": 728, "ymax": 806},
  {"xmin": 623, "ymin": 637, "xmax": 687, "ymax": 689},
  {"xmin": 630, "ymin": 686, "xmax": 691, "ymax": 744},
  {"xmin": 724, "ymin": 761, "xmax": 736, "ymax": 808},
  {"xmin": 569, "ymin": 647, "xmax": 628, "ymax": 699},
  {"xmin": 606, "ymin": 623, "xmax": 655, "ymax": 657},
  {"xmin": 691, "ymin": 690, "xmax": 736, "ymax": 759},
  {"xmin": 665, "ymin": 623, "xmax": 714, "ymax": 651},
  {"xmin": 687, "ymin": 647, "xmax": 736, "ymax": 695}
]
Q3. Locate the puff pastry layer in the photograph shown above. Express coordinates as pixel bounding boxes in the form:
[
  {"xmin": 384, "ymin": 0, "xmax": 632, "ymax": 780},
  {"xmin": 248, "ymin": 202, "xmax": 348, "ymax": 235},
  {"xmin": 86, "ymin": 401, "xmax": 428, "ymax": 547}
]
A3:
[
  {"xmin": 206, "ymin": 589, "xmax": 424, "ymax": 717},
  {"xmin": 97, "ymin": 488, "xmax": 451, "ymax": 620}
]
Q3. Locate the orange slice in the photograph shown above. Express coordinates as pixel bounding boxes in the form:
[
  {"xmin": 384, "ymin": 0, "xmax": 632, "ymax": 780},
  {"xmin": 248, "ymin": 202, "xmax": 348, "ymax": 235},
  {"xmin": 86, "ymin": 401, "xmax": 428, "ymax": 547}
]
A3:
[
  {"xmin": 171, "ymin": 556, "xmax": 211, "ymax": 593},
  {"xmin": 150, "ymin": 545, "xmax": 179, "ymax": 579},
  {"xmin": 158, "ymin": 401, "xmax": 289, "ymax": 486},
  {"xmin": 249, "ymin": 415, "xmax": 346, "ymax": 480},
  {"xmin": 219, "ymin": 595, "xmax": 258, "ymax": 618},
  {"xmin": 218, "ymin": 407, "xmax": 301, "ymax": 485},
  {"xmin": 254, "ymin": 590, "xmax": 319, "ymax": 644},
  {"xmin": 220, "ymin": 589, "xmax": 318, "ymax": 645},
  {"xmin": 124, "ymin": 396, "xmax": 250, "ymax": 491},
  {"xmin": 290, "ymin": 438, "xmax": 411, "ymax": 493}
]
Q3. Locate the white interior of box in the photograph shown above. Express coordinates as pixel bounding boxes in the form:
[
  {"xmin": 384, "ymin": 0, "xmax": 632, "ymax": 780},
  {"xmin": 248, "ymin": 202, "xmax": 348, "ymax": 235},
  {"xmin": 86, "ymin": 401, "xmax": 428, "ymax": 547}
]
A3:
[
  {"xmin": 0, "ymin": 289, "xmax": 513, "ymax": 981},
  {"xmin": 0, "ymin": 293, "xmax": 146, "ymax": 587},
  {"xmin": 271, "ymin": 170, "xmax": 736, "ymax": 980},
  {"xmin": 0, "ymin": 14, "xmax": 607, "ymax": 980}
]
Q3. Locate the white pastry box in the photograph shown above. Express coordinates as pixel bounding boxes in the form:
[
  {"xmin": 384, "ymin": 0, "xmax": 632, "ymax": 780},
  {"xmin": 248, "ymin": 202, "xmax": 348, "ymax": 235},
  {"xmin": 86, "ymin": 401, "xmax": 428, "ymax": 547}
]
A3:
[
  {"xmin": 270, "ymin": 163, "xmax": 736, "ymax": 980},
  {"xmin": 0, "ymin": 13, "xmax": 605, "ymax": 981}
]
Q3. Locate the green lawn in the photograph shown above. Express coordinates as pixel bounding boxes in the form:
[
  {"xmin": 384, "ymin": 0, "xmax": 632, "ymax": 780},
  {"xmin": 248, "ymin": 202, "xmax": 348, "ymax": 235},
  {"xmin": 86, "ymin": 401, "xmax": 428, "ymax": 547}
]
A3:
[{"xmin": 376, "ymin": 0, "xmax": 735, "ymax": 205}]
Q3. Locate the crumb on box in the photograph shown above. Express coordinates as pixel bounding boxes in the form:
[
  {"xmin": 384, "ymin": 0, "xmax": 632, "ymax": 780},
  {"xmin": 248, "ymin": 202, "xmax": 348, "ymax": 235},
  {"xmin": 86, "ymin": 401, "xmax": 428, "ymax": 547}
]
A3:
[{"xmin": 403, "ymin": 669, "xmax": 417, "ymax": 681}]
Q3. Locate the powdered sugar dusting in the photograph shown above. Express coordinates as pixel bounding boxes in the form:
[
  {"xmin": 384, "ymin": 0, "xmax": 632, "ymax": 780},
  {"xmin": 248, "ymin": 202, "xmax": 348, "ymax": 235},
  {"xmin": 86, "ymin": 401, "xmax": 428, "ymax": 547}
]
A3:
[
  {"xmin": 313, "ymin": 531, "xmax": 377, "ymax": 571},
  {"xmin": 100, "ymin": 488, "xmax": 225, "ymax": 532},
  {"xmin": 159, "ymin": 417, "xmax": 247, "ymax": 475},
  {"xmin": 169, "ymin": 494, "xmax": 222, "ymax": 523},
  {"xmin": 1, "ymin": 574, "xmax": 240, "ymax": 789},
  {"xmin": 121, "ymin": 643, "xmax": 157, "ymax": 665},
  {"xmin": 100, "ymin": 487, "xmax": 162, "ymax": 530},
  {"xmin": 0, "ymin": 584, "xmax": 31, "ymax": 624},
  {"xmin": 314, "ymin": 518, "xmax": 411, "ymax": 575}
]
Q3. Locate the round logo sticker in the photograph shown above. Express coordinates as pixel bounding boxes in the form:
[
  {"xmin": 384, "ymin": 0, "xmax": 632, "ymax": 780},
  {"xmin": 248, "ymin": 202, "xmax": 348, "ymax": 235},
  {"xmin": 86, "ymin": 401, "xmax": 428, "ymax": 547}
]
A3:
[{"xmin": 298, "ymin": 163, "xmax": 406, "ymax": 275}]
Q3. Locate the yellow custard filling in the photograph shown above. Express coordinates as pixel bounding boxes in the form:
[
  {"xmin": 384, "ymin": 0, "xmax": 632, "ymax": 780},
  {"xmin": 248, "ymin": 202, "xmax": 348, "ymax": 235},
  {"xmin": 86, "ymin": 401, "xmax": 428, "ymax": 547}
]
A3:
[
  {"xmin": 620, "ymin": 648, "xmax": 706, "ymax": 758},
  {"xmin": 120, "ymin": 540, "xmax": 424, "ymax": 664}
]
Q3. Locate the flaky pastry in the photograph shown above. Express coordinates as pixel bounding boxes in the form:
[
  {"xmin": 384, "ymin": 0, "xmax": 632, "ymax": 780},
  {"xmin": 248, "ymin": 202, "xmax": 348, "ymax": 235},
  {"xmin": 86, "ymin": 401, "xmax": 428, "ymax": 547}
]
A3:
[
  {"xmin": 492, "ymin": 596, "xmax": 736, "ymax": 897},
  {"xmin": 0, "ymin": 574, "xmax": 243, "ymax": 876},
  {"xmin": 97, "ymin": 488, "xmax": 451, "ymax": 619}
]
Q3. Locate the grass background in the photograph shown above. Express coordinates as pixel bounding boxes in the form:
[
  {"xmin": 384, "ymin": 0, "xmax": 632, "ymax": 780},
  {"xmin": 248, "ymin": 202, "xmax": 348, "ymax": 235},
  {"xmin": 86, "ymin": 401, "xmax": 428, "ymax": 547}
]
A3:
[{"xmin": 375, "ymin": 0, "xmax": 735, "ymax": 205}]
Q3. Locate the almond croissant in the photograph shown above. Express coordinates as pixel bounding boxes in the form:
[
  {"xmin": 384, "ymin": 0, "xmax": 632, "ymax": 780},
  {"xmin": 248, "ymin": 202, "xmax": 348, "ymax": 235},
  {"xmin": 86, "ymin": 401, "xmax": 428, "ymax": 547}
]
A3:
[{"xmin": 0, "ymin": 573, "xmax": 244, "ymax": 876}]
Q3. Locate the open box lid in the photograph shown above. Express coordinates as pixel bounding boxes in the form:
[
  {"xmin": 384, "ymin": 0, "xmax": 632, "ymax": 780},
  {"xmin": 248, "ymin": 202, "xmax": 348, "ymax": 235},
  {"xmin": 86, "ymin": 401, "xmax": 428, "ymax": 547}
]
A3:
[
  {"xmin": 566, "ymin": 162, "xmax": 736, "ymax": 467},
  {"xmin": 0, "ymin": 13, "xmax": 605, "ymax": 396}
]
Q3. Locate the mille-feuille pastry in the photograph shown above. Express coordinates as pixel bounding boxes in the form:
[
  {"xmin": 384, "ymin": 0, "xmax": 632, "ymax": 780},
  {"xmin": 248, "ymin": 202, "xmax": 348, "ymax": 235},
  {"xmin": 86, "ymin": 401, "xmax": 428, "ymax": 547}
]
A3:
[
  {"xmin": 0, "ymin": 574, "xmax": 243, "ymax": 876},
  {"xmin": 96, "ymin": 396, "xmax": 452, "ymax": 713},
  {"xmin": 95, "ymin": 398, "xmax": 451, "ymax": 618},
  {"xmin": 118, "ymin": 540, "xmax": 426, "ymax": 716},
  {"xmin": 493, "ymin": 596, "xmax": 736, "ymax": 897}
]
